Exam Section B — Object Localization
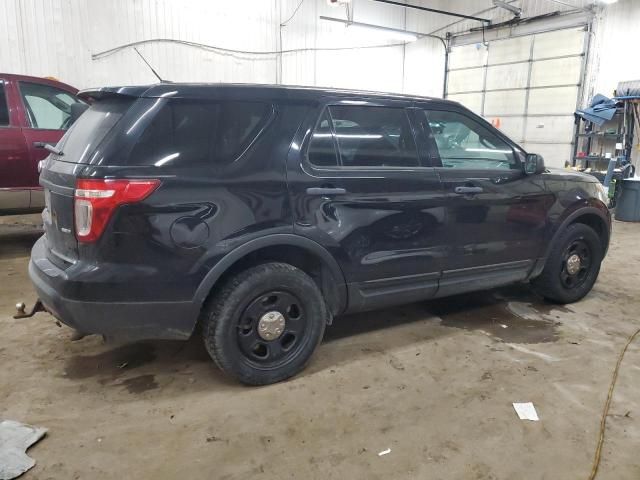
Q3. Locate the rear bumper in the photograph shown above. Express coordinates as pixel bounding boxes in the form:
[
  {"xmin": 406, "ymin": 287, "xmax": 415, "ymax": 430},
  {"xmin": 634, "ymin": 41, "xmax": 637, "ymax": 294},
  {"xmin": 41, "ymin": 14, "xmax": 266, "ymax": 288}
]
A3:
[{"xmin": 29, "ymin": 236, "xmax": 199, "ymax": 340}]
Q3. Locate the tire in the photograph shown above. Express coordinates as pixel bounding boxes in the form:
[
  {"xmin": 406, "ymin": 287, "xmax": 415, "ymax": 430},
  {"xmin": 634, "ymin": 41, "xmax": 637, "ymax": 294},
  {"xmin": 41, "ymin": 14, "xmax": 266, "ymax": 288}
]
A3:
[
  {"xmin": 202, "ymin": 262, "xmax": 327, "ymax": 385},
  {"xmin": 531, "ymin": 223, "xmax": 603, "ymax": 304}
]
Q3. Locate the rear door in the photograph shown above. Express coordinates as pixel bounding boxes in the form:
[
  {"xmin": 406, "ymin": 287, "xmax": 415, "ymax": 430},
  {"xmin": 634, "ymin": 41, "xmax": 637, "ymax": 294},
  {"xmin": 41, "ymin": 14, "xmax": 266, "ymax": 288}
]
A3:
[
  {"xmin": 288, "ymin": 98, "xmax": 445, "ymax": 311},
  {"xmin": 17, "ymin": 80, "xmax": 86, "ymax": 208},
  {"xmin": 0, "ymin": 78, "xmax": 31, "ymax": 210},
  {"xmin": 416, "ymin": 104, "xmax": 554, "ymax": 295}
]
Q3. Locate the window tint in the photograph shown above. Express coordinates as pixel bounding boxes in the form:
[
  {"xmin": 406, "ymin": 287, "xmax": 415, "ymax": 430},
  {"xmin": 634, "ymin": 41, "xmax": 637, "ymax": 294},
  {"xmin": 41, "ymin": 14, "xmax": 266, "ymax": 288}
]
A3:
[
  {"xmin": 423, "ymin": 110, "xmax": 515, "ymax": 169},
  {"xmin": 307, "ymin": 109, "xmax": 339, "ymax": 167},
  {"xmin": 329, "ymin": 105, "xmax": 419, "ymax": 168},
  {"xmin": 19, "ymin": 81, "xmax": 85, "ymax": 130},
  {"xmin": 0, "ymin": 83, "xmax": 9, "ymax": 126},
  {"xmin": 58, "ymin": 98, "xmax": 133, "ymax": 163},
  {"xmin": 129, "ymin": 99, "xmax": 271, "ymax": 167}
]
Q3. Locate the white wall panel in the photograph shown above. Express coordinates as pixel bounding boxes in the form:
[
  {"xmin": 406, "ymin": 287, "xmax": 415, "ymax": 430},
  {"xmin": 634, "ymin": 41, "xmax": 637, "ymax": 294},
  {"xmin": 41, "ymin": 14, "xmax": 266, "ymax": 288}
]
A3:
[
  {"xmin": 447, "ymin": 68, "xmax": 484, "ymax": 94},
  {"xmin": 484, "ymin": 90, "xmax": 527, "ymax": 116},
  {"xmin": 495, "ymin": 117, "xmax": 525, "ymax": 143},
  {"xmin": 530, "ymin": 57, "xmax": 582, "ymax": 87},
  {"xmin": 524, "ymin": 116, "xmax": 575, "ymax": 143},
  {"xmin": 447, "ymin": 43, "xmax": 487, "ymax": 70},
  {"xmin": 528, "ymin": 86, "xmax": 580, "ymax": 115},
  {"xmin": 447, "ymin": 93, "xmax": 483, "ymax": 114},
  {"xmin": 533, "ymin": 28, "xmax": 585, "ymax": 59},
  {"xmin": 522, "ymin": 142, "xmax": 572, "ymax": 169},
  {"xmin": 488, "ymin": 36, "xmax": 531, "ymax": 65},
  {"xmin": 403, "ymin": 36, "xmax": 446, "ymax": 98},
  {"xmin": 485, "ymin": 63, "xmax": 529, "ymax": 90}
]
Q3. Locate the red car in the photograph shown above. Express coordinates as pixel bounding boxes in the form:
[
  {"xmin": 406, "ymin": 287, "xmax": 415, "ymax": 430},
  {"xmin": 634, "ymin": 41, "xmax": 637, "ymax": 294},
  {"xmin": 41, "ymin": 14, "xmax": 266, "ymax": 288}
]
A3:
[{"xmin": 0, "ymin": 73, "xmax": 87, "ymax": 213}]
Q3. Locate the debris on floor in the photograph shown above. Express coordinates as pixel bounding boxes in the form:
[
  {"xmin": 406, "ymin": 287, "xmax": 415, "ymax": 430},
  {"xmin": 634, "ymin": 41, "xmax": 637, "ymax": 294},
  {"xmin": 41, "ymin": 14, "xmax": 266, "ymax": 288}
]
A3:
[
  {"xmin": 378, "ymin": 448, "xmax": 391, "ymax": 456},
  {"xmin": 0, "ymin": 420, "xmax": 47, "ymax": 480},
  {"xmin": 512, "ymin": 402, "xmax": 540, "ymax": 421}
]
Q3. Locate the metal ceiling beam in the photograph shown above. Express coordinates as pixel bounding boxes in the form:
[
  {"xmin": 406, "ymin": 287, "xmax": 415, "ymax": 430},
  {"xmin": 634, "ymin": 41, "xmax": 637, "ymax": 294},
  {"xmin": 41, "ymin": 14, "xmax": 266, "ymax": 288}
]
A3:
[{"xmin": 370, "ymin": 0, "xmax": 491, "ymax": 23}]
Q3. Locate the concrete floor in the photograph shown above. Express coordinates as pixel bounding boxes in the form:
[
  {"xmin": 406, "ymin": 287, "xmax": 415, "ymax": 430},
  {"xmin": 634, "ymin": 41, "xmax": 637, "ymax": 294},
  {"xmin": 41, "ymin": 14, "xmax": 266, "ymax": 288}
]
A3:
[{"xmin": 1, "ymin": 214, "xmax": 639, "ymax": 480}]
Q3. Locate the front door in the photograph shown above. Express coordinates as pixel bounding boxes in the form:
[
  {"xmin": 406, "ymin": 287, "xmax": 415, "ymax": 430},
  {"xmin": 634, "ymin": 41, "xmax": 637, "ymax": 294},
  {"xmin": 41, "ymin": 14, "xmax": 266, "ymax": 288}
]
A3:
[
  {"xmin": 288, "ymin": 99, "xmax": 446, "ymax": 311},
  {"xmin": 416, "ymin": 105, "xmax": 554, "ymax": 296}
]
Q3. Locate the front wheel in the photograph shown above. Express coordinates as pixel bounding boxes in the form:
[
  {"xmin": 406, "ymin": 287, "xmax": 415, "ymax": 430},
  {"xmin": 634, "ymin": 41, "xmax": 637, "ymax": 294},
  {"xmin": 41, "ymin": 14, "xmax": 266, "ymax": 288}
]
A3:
[
  {"xmin": 202, "ymin": 262, "xmax": 327, "ymax": 385},
  {"xmin": 531, "ymin": 223, "xmax": 603, "ymax": 303}
]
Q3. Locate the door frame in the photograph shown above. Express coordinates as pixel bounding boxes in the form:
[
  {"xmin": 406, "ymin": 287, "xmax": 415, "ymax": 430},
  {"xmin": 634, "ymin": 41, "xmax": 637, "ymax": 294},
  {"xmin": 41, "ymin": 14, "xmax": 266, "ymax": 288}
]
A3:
[{"xmin": 289, "ymin": 95, "xmax": 448, "ymax": 312}]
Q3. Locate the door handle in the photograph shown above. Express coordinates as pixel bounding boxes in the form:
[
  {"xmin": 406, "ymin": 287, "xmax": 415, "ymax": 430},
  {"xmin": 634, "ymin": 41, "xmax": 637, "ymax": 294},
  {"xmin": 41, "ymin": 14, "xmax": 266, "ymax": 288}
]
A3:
[
  {"xmin": 306, "ymin": 187, "xmax": 347, "ymax": 196},
  {"xmin": 454, "ymin": 186, "xmax": 483, "ymax": 194}
]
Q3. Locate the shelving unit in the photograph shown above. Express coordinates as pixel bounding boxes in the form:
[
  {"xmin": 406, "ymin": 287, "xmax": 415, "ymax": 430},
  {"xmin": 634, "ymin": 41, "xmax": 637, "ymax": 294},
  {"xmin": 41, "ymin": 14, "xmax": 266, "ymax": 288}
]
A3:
[{"xmin": 571, "ymin": 106, "xmax": 631, "ymax": 173}]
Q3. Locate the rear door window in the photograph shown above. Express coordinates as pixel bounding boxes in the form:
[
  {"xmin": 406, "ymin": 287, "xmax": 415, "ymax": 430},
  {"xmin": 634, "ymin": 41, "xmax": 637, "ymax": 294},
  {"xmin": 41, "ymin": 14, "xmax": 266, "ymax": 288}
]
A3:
[
  {"xmin": 307, "ymin": 105, "xmax": 419, "ymax": 168},
  {"xmin": 307, "ymin": 109, "xmax": 339, "ymax": 167},
  {"xmin": 129, "ymin": 99, "xmax": 272, "ymax": 167},
  {"xmin": 19, "ymin": 81, "xmax": 86, "ymax": 130}
]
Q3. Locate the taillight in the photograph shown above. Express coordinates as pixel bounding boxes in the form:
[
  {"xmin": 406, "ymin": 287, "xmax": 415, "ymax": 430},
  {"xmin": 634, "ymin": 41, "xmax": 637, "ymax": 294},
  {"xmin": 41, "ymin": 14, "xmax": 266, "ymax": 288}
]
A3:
[{"xmin": 74, "ymin": 179, "xmax": 160, "ymax": 242}]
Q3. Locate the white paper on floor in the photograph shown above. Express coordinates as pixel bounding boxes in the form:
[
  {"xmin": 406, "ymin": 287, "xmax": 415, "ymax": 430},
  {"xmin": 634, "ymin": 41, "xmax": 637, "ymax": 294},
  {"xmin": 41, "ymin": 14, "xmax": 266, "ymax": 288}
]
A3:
[
  {"xmin": 0, "ymin": 420, "xmax": 48, "ymax": 480},
  {"xmin": 512, "ymin": 402, "xmax": 539, "ymax": 421}
]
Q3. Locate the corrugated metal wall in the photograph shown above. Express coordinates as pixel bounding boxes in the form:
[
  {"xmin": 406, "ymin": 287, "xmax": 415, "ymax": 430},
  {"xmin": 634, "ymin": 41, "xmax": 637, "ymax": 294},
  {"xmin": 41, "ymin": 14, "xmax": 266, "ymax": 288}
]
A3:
[
  {"xmin": 1, "ymin": 0, "xmax": 281, "ymax": 88},
  {"xmin": 0, "ymin": 0, "xmax": 489, "ymax": 96},
  {"xmin": 585, "ymin": 0, "xmax": 640, "ymax": 97},
  {"xmin": 0, "ymin": 0, "xmax": 638, "ymax": 102}
]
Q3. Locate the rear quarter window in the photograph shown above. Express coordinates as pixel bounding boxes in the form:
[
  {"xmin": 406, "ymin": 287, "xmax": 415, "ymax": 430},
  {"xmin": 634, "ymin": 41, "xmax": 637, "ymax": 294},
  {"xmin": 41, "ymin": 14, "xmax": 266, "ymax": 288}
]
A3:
[{"xmin": 128, "ymin": 99, "xmax": 272, "ymax": 167}]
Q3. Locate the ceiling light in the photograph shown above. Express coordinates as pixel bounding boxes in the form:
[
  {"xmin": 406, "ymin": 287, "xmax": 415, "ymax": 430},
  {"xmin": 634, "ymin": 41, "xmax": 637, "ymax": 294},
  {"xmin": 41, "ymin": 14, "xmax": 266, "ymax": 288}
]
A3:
[
  {"xmin": 599, "ymin": 0, "xmax": 618, "ymax": 4},
  {"xmin": 320, "ymin": 16, "xmax": 420, "ymax": 43},
  {"xmin": 347, "ymin": 23, "xmax": 418, "ymax": 42}
]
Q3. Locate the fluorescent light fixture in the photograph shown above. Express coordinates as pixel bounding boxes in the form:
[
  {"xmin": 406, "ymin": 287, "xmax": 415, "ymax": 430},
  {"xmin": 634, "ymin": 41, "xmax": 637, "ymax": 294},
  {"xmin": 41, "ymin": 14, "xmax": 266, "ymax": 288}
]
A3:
[
  {"xmin": 599, "ymin": 0, "xmax": 618, "ymax": 3},
  {"xmin": 320, "ymin": 16, "xmax": 420, "ymax": 43},
  {"xmin": 347, "ymin": 23, "xmax": 418, "ymax": 42}
]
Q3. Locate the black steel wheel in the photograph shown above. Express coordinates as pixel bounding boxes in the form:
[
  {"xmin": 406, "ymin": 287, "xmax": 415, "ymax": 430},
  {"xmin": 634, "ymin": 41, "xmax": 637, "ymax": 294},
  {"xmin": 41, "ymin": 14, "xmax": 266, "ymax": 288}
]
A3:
[
  {"xmin": 531, "ymin": 223, "xmax": 603, "ymax": 304},
  {"xmin": 202, "ymin": 262, "xmax": 327, "ymax": 385},
  {"xmin": 236, "ymin": 291, "xmax": 308, "ymax": 367},
  {"xmin": 559, "ymin": 239, "xmax": 592, "ymax": 289}
]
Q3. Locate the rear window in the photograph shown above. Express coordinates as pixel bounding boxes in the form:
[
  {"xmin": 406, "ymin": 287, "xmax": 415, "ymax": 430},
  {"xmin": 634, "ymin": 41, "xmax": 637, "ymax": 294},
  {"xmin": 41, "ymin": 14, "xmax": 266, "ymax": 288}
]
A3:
[
  {"xmin": 58, "ymin": 98, "xmax": 132, "ymax": 163},
  {"xmin": 128, "ymin": 99, "xmax": 272, "ymax": 167}
]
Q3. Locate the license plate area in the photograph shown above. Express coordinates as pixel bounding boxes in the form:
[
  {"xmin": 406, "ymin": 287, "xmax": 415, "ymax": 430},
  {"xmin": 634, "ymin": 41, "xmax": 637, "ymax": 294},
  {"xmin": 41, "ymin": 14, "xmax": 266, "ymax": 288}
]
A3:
[{"xmin": 42, "ymin": 188, "xmax": 52, "ymax": 225}]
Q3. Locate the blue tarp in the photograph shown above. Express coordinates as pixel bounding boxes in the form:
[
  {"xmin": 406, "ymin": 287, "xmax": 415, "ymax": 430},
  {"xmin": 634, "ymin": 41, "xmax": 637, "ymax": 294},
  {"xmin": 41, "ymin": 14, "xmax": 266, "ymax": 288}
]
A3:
[{"xmin": 575, "ymin": 94, "xmax": 618, "ymax": 126}]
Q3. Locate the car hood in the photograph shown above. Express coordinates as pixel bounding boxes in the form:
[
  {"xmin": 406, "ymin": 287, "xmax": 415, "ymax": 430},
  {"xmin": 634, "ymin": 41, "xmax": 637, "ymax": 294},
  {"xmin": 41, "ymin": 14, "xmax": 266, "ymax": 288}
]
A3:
[{"xmin": 542, "ymin": 168, "xmax": 598, "ymax": 183}]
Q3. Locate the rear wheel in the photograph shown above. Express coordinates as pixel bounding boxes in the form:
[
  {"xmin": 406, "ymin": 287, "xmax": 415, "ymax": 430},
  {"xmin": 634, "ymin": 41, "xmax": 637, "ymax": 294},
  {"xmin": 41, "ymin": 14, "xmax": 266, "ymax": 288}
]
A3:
[
  {"xmin": 202, "ymin": 262, "xmax": 327, "ymax": 385},
  {"xmin": 531, "ymin": 223, "xmax": 603, "ymax": 303}
]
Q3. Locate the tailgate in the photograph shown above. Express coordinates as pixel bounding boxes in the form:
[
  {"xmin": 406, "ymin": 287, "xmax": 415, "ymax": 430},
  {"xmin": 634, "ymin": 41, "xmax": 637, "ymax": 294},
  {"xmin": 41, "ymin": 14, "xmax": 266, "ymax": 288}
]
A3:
[
  {"xmin": 40, "ymin": 158, "xmax": 80, "ymax": 267},
  {"xmin": 37, "ymin": 96, "xmax": 135, "ymax": 267}
]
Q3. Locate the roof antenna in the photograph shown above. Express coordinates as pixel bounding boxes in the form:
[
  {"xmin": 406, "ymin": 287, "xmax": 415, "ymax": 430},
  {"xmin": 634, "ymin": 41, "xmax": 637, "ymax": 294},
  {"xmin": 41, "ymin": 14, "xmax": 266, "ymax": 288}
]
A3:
[{"xmin": 133, "ymin": 47, "xmax": 168, "ymax": 83}]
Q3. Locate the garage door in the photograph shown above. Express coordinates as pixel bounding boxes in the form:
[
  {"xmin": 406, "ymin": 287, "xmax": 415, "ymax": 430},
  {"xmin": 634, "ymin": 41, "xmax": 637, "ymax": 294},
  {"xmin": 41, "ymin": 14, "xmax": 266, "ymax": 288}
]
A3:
[{"xmin": 446, "ymin": 27, "xmax": 587, "ymax": 168}]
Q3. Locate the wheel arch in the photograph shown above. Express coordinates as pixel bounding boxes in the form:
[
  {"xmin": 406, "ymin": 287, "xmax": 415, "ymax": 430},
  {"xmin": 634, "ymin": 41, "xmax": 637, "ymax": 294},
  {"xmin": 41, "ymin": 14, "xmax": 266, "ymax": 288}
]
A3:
[
  {"xmin": 547, "ymin": 206, "xmax": 611, "ymax": 260},
  {"xmin": 193, "ymin": 234, "xmax": 348, "ymax": 321},
  {"xmin": 530, "ymin": 206, "xmax": 610, "ymax": 280}
]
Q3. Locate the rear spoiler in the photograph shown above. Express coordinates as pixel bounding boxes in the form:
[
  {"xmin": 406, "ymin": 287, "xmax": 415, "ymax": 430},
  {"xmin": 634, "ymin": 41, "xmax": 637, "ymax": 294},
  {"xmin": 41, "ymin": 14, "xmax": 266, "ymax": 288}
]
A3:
[{"xmin": 78, "ymin": 85, "xmax": 151, "ymax": 102}]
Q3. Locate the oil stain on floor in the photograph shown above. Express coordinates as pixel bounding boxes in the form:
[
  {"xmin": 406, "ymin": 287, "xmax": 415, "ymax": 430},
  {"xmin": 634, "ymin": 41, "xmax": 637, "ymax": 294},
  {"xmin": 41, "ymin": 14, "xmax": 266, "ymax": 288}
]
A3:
[
  {"xmin": 120, "ymin": 374, "xmax": 159, "ymax": 394},
  {"xmin": 64, "ymin": 343, "xmax": 157, "ymax": 380},
  {"xmin": 427, "ymin": 285, "xmax": 567, "ymax": 344}
]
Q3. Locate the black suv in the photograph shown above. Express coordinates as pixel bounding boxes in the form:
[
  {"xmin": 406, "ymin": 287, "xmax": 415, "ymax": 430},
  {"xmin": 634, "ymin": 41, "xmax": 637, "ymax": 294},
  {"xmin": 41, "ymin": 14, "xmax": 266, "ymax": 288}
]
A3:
[{"xmin": 30, "ymin": 84, "xmax": 611, "ymax": 385}]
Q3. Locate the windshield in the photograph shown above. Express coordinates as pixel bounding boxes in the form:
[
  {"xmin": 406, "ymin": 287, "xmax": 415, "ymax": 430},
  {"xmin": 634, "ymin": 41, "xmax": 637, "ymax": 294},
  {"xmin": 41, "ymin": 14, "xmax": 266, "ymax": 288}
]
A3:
[{"xmin": 57, "ymin": 98, "xmax": 133, "ymax": 163}]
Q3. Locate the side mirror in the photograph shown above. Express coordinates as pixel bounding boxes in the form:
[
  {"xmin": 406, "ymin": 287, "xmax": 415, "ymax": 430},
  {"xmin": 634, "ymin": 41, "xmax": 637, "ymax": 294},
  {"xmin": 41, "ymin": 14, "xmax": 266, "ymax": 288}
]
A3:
[
  {"xmin": 69, "ymin": 102, "xmax": 89, "ymax": 124},
  {"xmin": 524, "ymin": 153, "xmax": 545, "ymax": 175}
]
